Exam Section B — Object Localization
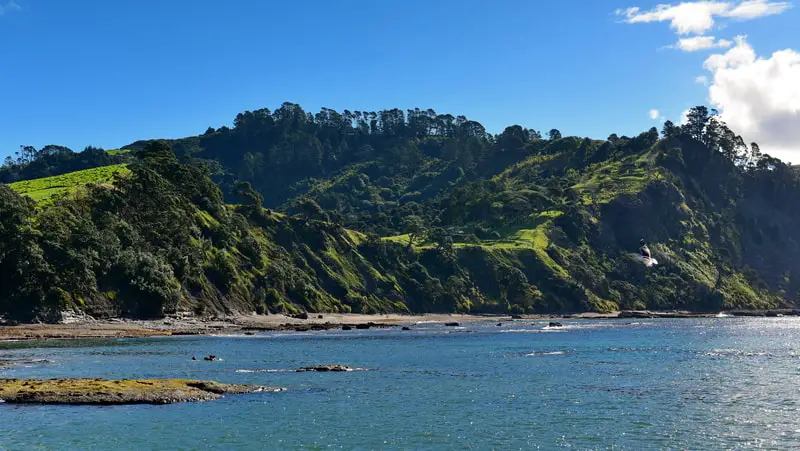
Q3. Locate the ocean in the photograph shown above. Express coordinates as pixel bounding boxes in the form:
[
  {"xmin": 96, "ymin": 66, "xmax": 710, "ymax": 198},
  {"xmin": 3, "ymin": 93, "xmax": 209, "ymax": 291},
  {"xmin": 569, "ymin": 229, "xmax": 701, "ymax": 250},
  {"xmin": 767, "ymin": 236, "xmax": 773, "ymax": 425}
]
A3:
[{"xmin": 1, "ymin": 317, "xmax": 799, "ymax": 450}]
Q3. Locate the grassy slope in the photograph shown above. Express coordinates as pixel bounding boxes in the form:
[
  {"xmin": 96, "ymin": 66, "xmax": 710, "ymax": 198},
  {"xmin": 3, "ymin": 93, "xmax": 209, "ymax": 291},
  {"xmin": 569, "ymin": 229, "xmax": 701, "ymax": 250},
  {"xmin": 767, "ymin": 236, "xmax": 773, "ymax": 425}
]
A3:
[
  {"xmin": 8, "ymin": 164, "xmax": 130, "ymax": 205},
  {"xmin": 7, "ymin": 138, "xmax": 786, "ymax": 316},
  {"xmin": 105, "ymin": 149, "xmax": 131, "ymax": 156}
]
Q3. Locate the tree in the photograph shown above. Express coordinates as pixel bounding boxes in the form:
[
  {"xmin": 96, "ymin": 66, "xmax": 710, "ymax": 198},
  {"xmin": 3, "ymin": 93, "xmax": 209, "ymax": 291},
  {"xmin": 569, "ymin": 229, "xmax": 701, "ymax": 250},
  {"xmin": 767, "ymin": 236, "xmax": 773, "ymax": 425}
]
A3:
[
  {"xmin": 748, "ymin": 142, "xmax": 762, "ymax": 169},
  {"xmin": 401, "ymin": 215, "xmax": 427, "ymax": 248},
  {"xmin": 681, "ymin": 106, "xmax": 709, "ymax": 141},
  {"xmin": 297, "ymin": 197, "xmax": 326, "ymax": 222},
  {"xmin": 661, "ymin": 120, "xmax": 678, "ymax": 139},
  {"xmin": 136, "ymin": 140, "xmax": 177, "ymax": 167},
  {"xmin": 497, "ymin": 125, "xmax": 527, "ymax": 151},
  {"xmin": 548, "ymin": 129, "xmax": 562, "ymax": 140},
  {"xmin": 234, "ymin": 181, "xmax": 263, "ymax": 207},
  {"xmin": 456, "ymin": 147, "xmax": 474, "ymax": 170}
]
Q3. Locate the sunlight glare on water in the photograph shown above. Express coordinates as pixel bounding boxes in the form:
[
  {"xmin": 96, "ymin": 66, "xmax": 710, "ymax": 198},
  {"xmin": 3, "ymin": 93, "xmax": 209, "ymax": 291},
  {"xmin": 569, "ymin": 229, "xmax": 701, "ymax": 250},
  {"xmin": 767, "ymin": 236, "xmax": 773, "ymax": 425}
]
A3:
[{"xmin": 1, "ymin": 318, "xmax": 800, "ymax": 450}]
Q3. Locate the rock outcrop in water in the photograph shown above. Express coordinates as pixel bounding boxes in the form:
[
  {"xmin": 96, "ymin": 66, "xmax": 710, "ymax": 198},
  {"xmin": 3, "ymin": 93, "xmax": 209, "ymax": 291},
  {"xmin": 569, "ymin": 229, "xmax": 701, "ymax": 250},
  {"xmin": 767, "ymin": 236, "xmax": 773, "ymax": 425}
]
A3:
[{"xmin": 0, "ymin": 378, "xmax": 284, "ymax": 405}]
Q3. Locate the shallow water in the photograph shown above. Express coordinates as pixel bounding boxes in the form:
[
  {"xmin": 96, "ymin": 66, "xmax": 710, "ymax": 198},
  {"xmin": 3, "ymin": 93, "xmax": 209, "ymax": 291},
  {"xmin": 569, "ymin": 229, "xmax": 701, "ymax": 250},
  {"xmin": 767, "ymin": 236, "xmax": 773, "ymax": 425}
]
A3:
[{"xmin": 1, "ymin": 318, "xmax": 800, "ymax": 450}]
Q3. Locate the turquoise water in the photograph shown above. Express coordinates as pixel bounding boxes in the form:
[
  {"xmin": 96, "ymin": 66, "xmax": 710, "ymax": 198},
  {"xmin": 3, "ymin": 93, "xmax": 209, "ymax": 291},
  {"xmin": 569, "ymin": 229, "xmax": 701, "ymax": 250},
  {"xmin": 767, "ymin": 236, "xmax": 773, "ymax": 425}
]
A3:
[{"xmin": 1, "ymin": 318, "xmax": 800, "ymax": 450}]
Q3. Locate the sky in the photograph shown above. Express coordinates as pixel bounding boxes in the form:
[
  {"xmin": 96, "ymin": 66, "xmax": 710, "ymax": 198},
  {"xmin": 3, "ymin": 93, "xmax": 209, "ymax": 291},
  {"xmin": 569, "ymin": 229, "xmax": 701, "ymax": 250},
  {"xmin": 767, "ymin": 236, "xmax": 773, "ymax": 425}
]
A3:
[{"xmin": 1, "ymin": 0, "xmax": 798, "ymax": 162}]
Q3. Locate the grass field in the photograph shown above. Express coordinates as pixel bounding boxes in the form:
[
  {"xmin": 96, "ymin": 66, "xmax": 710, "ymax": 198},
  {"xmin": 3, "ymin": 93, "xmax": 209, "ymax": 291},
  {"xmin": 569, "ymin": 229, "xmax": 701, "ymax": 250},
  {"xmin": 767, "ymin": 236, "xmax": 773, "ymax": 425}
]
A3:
[
  {"xmin": 105, "ymin": 149, "xmax": 131, "ymax": 156},
  {"xmin": 8, "ymin": 164, "xmax": 130, "ymax": 205}
]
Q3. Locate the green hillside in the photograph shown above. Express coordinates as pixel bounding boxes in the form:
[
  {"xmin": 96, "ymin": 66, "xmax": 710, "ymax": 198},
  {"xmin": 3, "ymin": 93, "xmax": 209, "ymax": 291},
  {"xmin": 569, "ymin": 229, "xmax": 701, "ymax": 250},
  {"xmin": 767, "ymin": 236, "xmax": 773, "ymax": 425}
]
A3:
[
  {"xmin": 8, "ymin": 164, "xmax": 130, "ymax": 205},
  {"xmin": 1, "ymin": 103, "xmax": 798, "ymax": 321}
]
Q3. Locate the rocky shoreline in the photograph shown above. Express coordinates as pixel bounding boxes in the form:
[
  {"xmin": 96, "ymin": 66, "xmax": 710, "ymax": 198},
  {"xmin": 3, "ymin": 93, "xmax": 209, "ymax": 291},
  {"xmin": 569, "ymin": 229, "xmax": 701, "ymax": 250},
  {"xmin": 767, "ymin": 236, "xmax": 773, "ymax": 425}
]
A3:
[
  {"xmin": 0, "ymin": 378, "xmax": 283, "ymax": 405},
  {"xmin": 0, "ymin": 309, "xmax": 796, "ymax": 341}
]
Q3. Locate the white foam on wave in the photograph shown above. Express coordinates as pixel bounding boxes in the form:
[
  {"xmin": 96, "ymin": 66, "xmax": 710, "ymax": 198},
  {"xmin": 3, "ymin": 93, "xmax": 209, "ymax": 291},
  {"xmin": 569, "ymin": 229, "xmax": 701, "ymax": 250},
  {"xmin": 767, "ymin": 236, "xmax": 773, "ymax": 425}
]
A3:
[
  {"xmin": 235, "ymin": 367, "xmax": 368, "ymax": 373},
  {"xmin": 525, "ymin": 351, "xmax": 567, "ymax": 357},
  {"xmin": 540, "ymin": 326, "xmax": 569, "ymax": 332},
  {"xmin": 703, "ymin": 348, "xmax": 770, "ymax": 357}
]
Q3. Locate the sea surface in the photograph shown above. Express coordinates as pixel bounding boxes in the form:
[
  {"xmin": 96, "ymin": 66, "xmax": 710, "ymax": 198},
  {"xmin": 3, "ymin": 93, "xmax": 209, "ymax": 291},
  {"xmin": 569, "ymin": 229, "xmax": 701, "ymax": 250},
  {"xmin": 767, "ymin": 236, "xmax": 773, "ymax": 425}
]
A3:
[{"xmin": 1, "ymin": 317, "xmax": 800, "ymax": 450}]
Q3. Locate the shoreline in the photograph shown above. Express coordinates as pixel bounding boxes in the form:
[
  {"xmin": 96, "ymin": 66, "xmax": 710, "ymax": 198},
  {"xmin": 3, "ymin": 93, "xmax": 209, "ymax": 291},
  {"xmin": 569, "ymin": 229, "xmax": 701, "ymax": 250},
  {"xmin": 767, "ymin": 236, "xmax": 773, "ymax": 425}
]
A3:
[{"xmin": 0, "ymin": 309, "xmax": 797, "ymax": 342}]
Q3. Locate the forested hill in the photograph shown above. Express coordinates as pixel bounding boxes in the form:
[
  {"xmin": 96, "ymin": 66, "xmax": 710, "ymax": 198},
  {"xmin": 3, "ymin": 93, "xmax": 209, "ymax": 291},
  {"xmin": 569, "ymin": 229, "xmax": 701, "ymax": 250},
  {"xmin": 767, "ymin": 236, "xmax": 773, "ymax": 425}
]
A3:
[{"xmin": 1, "ymin": 103, "xmax": 799, "ymax": 321}]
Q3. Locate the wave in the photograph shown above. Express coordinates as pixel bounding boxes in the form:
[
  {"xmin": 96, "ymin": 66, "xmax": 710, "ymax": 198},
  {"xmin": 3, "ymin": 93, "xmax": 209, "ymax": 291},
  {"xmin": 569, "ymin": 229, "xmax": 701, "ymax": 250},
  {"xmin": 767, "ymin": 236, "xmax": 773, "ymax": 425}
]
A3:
[
  {"xmin": 235, "ymin": 367, "xmax": 368, "ymax": 373},
  {"xmin": 607, "ymin": 347, "xmax": 670, "ymax": 352},
  {"xmin": 525, "ymin": 351, "xmax": 568, "ymax": 357},
  {"xmin": 702, "ymin": 348, "xmax": 772, "ymax": 358}
]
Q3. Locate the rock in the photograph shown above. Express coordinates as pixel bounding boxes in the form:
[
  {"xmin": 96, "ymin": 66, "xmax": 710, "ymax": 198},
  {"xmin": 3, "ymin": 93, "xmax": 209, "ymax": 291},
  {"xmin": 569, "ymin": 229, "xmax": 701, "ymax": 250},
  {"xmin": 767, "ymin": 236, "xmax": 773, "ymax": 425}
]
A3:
[
  {"xmin": 548, "ymin": 322, "xmax": 563, "ymax": 328},
  {"xmin": 444, "ymin": 322, "xmax": 459, "ymax": 327},
  {"xmin": 317, "ymin": 315, "xmax": 324, "ymax": 319},
  {"xmin": 401, "ymin": 326, "xmax": 411, "ymax": 331},
  {"xmin": 496, "ymin": 323, "xmax": 503, "ymax": 326},
  {"xmin": 0, "ymin": 378, "xmax": 284, "ymax": 405},
  {"xmin": 203, "ymin": 355, "xmax": 217, "ymax": 361},
  {"xmin": 291, "ymin": 312, "xmax": 309, "ymax": 320},
  {"xmin": 296, "ymin": 365, "xmax": 353, "ymax": 372},
  {"xmin": 294, "ymin": 324, "xmax": 328, "ymax": 332},
  {"xmin": 355, "ymin": 324, "xmax": 370, "ymax": 330},
  {"xmin": 342, "ymin": 325, "xmax": 352, "ymax": 330},
  {"xmin": 243, "ymin": 331, "xmax": 255, "ymax": 336},
  {"xmin": 511, "ymin": 315, "xmax": 523, "ymax": 319},
  {"xmin": 618, "ymin": 310, "xmax": 656, "ymax": 318}
]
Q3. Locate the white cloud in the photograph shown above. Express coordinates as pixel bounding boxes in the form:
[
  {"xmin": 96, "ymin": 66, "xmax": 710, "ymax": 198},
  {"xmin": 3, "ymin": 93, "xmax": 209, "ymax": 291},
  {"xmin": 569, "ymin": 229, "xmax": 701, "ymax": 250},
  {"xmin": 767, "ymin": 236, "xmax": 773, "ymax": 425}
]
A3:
[
  {"xmin": 670, "ymin": 36, "xmax": 733, "ymax": 51},
  {"xmin": 695, "ymin": 75, "xmax": 710, "ymax": 85},
  {"xmin": 725, "ymin": 0, "xmax": 792, "ymax": 18},
  {"xmin": 616, "ymin": 1, "xmax": 792, "ymax": 35},
  {"xmin": 703, "ymin": 36, "xmax": 800, "ymax": 161},
  {"xmin": 616, "ymin": 2, "xmax": 728, "ymax": 34},
  {"xmin": 679, "ymin": 109, "xmax": 691, "ymax": 125},
  {"xmin": 649, "ymin": 109, "xmax": 661, "ymax": 120},
  {"xmin": 0, "ymin": 1, "xmax": 21, "ymax": 15}
]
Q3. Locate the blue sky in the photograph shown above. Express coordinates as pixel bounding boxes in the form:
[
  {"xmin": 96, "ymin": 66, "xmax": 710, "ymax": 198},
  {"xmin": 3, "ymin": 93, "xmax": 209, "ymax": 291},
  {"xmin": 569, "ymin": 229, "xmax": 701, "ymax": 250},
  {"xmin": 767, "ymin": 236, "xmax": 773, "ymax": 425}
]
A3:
[{"xmin": 1, "ymin": 0, "xmax": 798, "ymax": 160}]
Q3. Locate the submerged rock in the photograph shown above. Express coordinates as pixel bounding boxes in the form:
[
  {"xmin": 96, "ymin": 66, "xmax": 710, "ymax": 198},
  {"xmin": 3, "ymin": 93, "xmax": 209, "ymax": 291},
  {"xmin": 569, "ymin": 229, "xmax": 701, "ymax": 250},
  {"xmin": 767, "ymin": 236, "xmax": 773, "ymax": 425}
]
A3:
[
  {"xmin": 0, "ymin": 358, "xmax": 53, "ymax": 367},
  {"xmin": 296, "ymin": 365, "xmax": 353, "ymax": 372},
  {"xmin": 401, "ymin": 326, "xmax": 411, "ymax": 331},
  {"xmin": 0, "ymin": 378, "xmax": 284, "ymax": 405},
  {"xmin": 548, "ymin": 322, "xmax": 563, "ymax": 328}
]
